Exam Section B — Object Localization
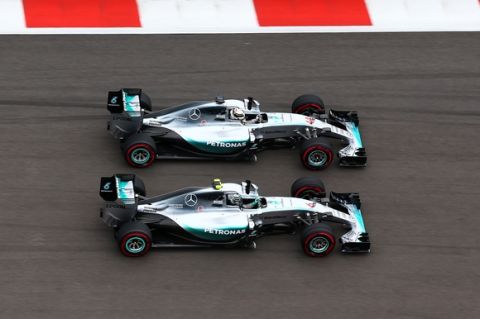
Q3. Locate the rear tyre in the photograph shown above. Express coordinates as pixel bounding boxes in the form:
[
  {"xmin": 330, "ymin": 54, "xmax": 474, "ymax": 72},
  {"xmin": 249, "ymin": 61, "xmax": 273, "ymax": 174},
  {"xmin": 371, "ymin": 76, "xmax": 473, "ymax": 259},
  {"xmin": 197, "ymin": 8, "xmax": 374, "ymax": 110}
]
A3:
[
  {"xmin": 133, "ymin": 176, "xmax": 146, "ymax": 197},
  {"xmin": 292, "ymin": 94, "xmax": 325, "ymax": 116},
  {"xmin": 117, "ymin": 222, "xmax": 152, "ymax": 257},
  {"xmin": 301, "ymin": 223, "xmax": 335, "ymax": 257},
  {"xmin": 291, "ymin": 176, "xmax": 326, "ymax": 199},
  {"xmin": 299, "ymin": 138, "xmax": 334, "ymax": 170},
  {"xmin": 140, "ymin": 92, "xmax": 152, "ymax": 111},
  {"xmin": 123, "ymin": 134, "xmax": 156, "ymax": 168}
]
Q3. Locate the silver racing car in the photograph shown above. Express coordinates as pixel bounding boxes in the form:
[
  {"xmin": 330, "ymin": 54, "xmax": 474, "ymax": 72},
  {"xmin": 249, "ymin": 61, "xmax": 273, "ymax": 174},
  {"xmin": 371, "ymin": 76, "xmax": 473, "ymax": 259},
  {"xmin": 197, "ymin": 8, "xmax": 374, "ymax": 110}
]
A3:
[
  {"xmin": 106, "ymin": 89, "xmax": 366, "ymax": 169},
  {"xmin": 99, "ymin": 175, "xmax": 370, "ymax": 257}
]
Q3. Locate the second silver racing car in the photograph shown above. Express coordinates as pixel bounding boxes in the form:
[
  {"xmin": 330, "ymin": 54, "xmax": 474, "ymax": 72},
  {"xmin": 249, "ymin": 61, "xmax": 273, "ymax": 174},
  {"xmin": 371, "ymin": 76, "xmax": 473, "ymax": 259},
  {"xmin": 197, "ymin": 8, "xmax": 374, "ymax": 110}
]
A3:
[{"xmin": 99, "ymin": 175, "xmax": 370, "ymax": 257}]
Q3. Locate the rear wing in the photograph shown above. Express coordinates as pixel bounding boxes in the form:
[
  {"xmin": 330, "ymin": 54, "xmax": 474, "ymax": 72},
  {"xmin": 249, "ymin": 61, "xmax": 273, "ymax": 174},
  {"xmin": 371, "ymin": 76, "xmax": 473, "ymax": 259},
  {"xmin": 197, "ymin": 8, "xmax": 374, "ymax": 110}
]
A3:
[
  {"xmin": 329, "ymin": 109, "xmax": 367, "ymax": 166},
  {"xmin": 100, "ymin": 174, "xmax": 137, "ymax": 204},
  {"xmin": 107, "ymin": 88, "xmax": 143, "ymax": 118},
  {"xmin": 330, "ymin": 192, "xmax": 370, "ymax": 253}
]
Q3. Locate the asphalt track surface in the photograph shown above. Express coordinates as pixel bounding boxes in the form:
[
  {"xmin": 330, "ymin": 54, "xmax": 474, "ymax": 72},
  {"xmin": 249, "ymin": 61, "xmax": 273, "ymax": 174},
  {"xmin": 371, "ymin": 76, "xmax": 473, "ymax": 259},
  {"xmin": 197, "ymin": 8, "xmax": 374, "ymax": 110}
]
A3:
[{"xmin": 0, "ymin": 33, "xmax": 479, "ymax": 319}]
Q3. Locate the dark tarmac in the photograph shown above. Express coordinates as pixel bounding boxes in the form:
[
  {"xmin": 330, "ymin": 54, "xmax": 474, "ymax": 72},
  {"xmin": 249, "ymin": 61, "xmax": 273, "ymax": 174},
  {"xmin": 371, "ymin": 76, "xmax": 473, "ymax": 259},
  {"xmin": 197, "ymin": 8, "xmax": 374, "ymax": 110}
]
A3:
[{"xmin": 0, "ymin": 33, "xmax": 479, "ymax": 318}]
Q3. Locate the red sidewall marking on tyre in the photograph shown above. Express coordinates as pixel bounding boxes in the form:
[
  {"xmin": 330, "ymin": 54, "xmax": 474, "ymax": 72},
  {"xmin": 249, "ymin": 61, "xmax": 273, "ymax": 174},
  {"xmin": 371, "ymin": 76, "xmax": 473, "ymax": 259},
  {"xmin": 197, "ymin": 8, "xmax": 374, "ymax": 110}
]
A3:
[
  {"xmin": 120, "ymin": 232, "xmax": 151, "ymax": 257},
  {"xmin": 294, "ymin": 186, "xmax": 325, "ymax": 198},
  {"xmin": 303, "ymin": 232, "xmax": 335, "ymax": 257},
  {"xmin": 294, "ymin": 103, "xmax": 324, "ymax": 115},
  {"xmin": 126, "ymin": 143, "xmax": 155, "ymax": 168},
  {"xmin": 302, "ymin": 145, "xmax": 333, "ymax": 169}
]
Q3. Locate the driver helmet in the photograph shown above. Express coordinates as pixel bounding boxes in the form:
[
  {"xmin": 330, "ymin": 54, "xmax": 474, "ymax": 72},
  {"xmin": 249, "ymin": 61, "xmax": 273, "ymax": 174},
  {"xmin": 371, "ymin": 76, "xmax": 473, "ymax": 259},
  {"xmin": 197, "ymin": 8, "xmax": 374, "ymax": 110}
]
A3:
[{"xmin": 231, "ymin": 107, "xmax": 245, "ymax": 120}]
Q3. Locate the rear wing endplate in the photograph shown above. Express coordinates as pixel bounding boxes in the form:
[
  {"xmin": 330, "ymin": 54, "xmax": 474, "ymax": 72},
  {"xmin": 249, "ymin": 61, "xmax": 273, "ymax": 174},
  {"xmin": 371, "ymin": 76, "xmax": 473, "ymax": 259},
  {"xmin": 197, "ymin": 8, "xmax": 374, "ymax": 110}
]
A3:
[
  {"xmin": 100, "ymin": 174, "xmax": 136, "ymax": 204},
  {"xmin": 107, "ymin": 88, "xmax": 142, "ymax": 117}
]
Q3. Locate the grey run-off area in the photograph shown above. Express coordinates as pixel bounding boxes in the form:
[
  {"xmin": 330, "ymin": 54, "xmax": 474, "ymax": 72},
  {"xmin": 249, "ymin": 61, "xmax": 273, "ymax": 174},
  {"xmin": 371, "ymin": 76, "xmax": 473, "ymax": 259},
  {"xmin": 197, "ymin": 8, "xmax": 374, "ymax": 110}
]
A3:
[{"xmin": 0, "ymin": 33, "xmax": 479, "ymax": 318}]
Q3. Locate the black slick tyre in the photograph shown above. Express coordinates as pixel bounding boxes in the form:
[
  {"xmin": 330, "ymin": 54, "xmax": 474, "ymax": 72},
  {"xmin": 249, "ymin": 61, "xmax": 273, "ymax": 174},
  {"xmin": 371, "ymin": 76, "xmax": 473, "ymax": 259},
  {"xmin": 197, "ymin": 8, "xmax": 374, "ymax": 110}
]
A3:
[
  {"xmin": 301, "ymin": 223, "xmax": 335, "ymax": 257},
  {"xmin": 291, "ymin": 177, "xmax": 326, "ymax": 199},
  {"xmin": 116, "ymin": 222, "xmax": 152, "ymax": 257},
  {"xmin": 123, "ymin": 134, "xmax": 156, "ymax": 168},
  {"xmin": 292, "ymin": 94, "xmax": 325, "ymax": 116},
  {"xmin": 133, "ymin": 176, "xmax": 146, "ymax": 197},
  {"xmin": 140, "ymin": 92, "xmax": 152, "ymax": 111},
  {"xmin": 299, "ymin": 138, "xmax": 334, "ymax": 170}
]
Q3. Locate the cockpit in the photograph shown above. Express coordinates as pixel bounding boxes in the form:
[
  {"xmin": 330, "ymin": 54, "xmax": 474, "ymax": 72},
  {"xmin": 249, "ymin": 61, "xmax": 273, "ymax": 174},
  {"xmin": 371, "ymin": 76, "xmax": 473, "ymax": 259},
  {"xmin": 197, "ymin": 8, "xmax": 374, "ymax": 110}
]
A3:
[
  {"xmin": 214, "ymin": 107, "xmax": 267, "ymax": 124},
  {"xmin": 209, "ymin": 179, "xmax": 266, "ymax": 210},
  {"xmin": 211, "ymin": 192, "xmax": 266, "ymax": 210}
]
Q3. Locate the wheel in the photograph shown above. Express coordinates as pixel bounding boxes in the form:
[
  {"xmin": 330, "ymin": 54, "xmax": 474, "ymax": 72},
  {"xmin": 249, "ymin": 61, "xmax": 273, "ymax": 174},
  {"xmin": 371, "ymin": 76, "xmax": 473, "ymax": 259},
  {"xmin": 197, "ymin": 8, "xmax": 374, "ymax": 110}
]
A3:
[
  {"xmin": 140, "ymin": 92, "xmax": 152, "ymax": 111},
  {"xmin": 301, "ymin": 223, "xmax": 335, "ymax": 257},
  {"xmin": 123, "ymin": 134, "xmax": 156, "ymax": 168},
  {"xmin": 299, "ymin": 138, "xmax": 334, "ymax": 170},
  {"xmin": 291, "ymin": 176, "xmax": 326, "ymax": 199},
  {"xmin": 292, "ymin": 94, "xmax": 325, "ymax": 116},
  {"xmin": 116, "ymin": 222, "xmax": 152, "ymax": 257},
  {"xmin": 133, "ymin": 176, "xmax": 146, "ymax": 197}
]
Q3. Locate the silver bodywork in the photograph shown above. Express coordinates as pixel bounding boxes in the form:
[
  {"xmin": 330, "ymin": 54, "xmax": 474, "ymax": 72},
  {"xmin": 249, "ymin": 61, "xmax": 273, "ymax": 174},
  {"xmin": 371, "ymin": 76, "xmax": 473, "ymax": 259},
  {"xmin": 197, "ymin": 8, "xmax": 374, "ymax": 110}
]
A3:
[
  {"xmin": 107, "ymin": 178, "xmax": 368, "ymax": 252},
  {"xmin": 141, "ymin": 98, "xmax": 363, "ymax": 158}
]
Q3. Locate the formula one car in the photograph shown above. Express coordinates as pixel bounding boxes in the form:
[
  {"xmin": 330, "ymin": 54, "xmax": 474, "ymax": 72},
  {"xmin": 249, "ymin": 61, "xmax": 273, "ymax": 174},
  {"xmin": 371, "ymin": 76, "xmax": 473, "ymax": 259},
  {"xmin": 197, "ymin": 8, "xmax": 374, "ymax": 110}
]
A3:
[
  {"xmin": 99, "ymin": 175, "xmax": 370, "ymax": 257},
  {"xmin": 106, "ymin": 88, "xmax": 366, "ymax": 170}
]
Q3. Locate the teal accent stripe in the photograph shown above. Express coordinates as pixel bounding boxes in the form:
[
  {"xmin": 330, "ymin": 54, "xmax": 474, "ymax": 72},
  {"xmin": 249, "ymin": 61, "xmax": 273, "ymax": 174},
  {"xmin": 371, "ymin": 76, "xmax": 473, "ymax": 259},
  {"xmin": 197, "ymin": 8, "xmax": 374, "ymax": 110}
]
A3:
[
  {"xmin": 115, "ymin": 177, "xmax": 135, "ymax": 204},
  {"xmin": 349, "ymin": 124, "xmax": 363, "ymax": 148},
  {"xmin": 351, "ymin": 206, "xmax": 366, "ymax": 233},
  {"xmin": 117, "ymin": 180, "xmax": 130, "ymax": 200},
  {"xmin": 122, "ymin": 91, "xmax": 141, "ymax": 117}
]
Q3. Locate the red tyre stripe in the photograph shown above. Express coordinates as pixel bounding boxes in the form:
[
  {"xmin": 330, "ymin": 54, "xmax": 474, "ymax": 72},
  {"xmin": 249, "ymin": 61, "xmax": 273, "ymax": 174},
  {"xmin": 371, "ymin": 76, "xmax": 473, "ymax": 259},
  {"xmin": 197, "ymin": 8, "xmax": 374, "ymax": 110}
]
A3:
[
  {"xmin": 294, "ymin": 103, "xmax": 324, "ymax": 114},
  {"xmin": 120, "ymin": 232, "xmax": 151, "ymax": 257},
  {"xmin": 294, "ymin": 186, "xmax": 325, "ymax": 198},
  {"xmin": 126, "ymin": 143, "xmax": 156, "ymax": 168},
  {"xmin": 303, "ymin": 232, "xmax": 335, "ymax": 257},
  {"xmin": 23, "ymin": 0, "xmax": 141, "ymax": 27},
  {"xmin": 253, "ymin": 0, "xmax": 372, "ymax": 27},
  {"xmin": 302, "ymin": 145, "xmax": 333, "ymax": 170}
]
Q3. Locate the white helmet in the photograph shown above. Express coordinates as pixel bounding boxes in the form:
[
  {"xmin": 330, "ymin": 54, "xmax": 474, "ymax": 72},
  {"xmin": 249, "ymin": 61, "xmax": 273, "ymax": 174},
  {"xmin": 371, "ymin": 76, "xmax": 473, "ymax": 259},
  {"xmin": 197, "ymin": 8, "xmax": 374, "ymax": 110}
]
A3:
[{"xmin": 231, "ymin": 107, "xmax": 245, "ymax": 120}]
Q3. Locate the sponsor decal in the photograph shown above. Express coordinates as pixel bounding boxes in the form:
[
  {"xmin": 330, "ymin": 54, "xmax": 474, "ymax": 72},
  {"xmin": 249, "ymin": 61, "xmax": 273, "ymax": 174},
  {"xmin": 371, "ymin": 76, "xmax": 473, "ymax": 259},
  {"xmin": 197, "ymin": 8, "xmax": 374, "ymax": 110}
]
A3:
[
  {"xmin": 200, "ymin": 120, "xmax": 207, "ymax": 126},
  {"xmin": 168, "ymin": 204, "xmax": 184, "ymax": 209},
  {"xmin": 105, "ymin": 203, "xmax": 126, "ymax": 209},
  {"xmin": 196, "ymin": 205, "xmax": 205, "ymax": 212},
  {"xmin": 307, "ymin": 202, "xmax": 316, "ymax": 208},
  {"xmin": 189, "ymin": 108, "xmax": 201, "ymax": 120},
  {"xmin": 142, "ymin": 207, "xmax": 158, "ymax": 213},
  {"xmin": 204, "ymin": 228, "xmax": 246, "ymax": 236},
  {"xmin": 206, "ymin": 141, "xmax": 247, "ymax": 148},
  {"xmin": 306, "ymin": 117, "xmax": 315, "ymax": 125},
  {"xmin": 184, "ymin": 194, "xmax": 198, "ymax": 207}
]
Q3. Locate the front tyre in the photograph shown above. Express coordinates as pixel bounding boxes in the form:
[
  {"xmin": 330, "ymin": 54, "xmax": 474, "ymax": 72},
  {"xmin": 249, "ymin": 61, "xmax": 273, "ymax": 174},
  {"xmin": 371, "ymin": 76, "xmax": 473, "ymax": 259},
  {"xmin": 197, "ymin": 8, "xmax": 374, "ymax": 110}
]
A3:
[
  {"xmin": 123, "ymin": 134, "xmax": 156, "ymax": 168},
  {"xmin": 301, "ymin": 224, "xmax": 335, "ymax": 257},
  {"xmin": 117, "ymin": 222, "xmax": 152, "ymax": 257},
  {"xmin": 291, "ymin": 176, "xmax": 326, "ymax": 199},
  {"xmin": 292, "ymin": 94, "xmax": 325, "ymax": 116},
  {"xmin": 299, "ymin": 138, "xmax": 334, "ymax": 170}
]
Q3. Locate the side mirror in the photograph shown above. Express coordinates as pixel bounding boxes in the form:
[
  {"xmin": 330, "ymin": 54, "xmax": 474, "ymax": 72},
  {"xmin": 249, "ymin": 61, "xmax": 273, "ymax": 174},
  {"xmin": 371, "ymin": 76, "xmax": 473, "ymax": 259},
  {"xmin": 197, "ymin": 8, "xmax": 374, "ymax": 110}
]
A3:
[
  {"xmin": 260, "ymin": 197, "xmax": 267, "ymax": 208},
  {"xmin": 247, "ymin": 97, "xmax": 254, "ymax": 110},
  {"xmin": 245, "ymin": 180, "xmax": 252, "ymax": 194}
]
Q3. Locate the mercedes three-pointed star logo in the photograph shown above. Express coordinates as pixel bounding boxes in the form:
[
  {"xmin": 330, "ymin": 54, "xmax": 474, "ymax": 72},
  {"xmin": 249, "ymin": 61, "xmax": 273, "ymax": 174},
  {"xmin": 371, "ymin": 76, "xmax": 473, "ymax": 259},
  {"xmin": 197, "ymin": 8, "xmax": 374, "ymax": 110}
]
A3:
[
  {"xmin": 184, "ymin": 193, "xmax": 198, "ymax": 207},
  {"xmin": 188, "ymin": 108, "xmax": 201, "ymax": 120}
]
